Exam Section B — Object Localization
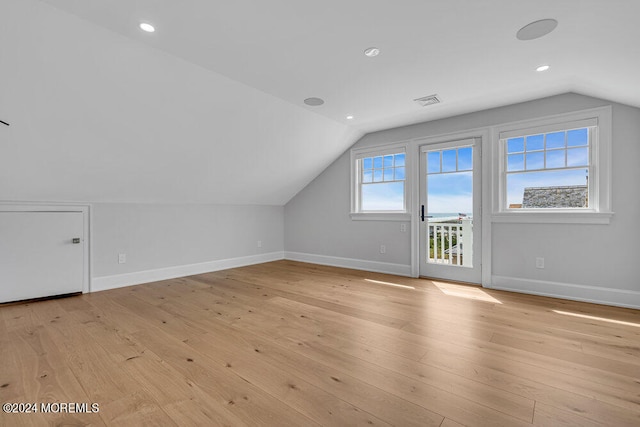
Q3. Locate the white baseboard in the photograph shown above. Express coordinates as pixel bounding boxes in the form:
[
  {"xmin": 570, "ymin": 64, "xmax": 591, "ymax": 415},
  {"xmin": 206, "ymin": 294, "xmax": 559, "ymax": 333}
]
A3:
[
  {"xmin": 489, "ymin": 275, "xmax": 640, "ymax": 309},
  {"xmin": 91, "ymin": 251, "xmax": 285, "ymax": 292},
  {"xmin": 284, "ymin": 251, "xmax": 412, "ymax": 277}
]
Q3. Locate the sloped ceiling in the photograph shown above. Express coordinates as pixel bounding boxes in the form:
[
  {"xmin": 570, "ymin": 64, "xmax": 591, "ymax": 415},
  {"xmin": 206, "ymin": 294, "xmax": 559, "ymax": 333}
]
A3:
[{"xmin": 1, "ymin": 0, "xmax": 639, "ymax": 205}]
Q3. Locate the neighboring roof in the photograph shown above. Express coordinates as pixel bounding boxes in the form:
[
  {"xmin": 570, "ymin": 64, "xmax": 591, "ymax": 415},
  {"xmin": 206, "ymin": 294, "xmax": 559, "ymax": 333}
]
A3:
[{"xmin": 522, "ymin": 185, "xmax": 587, "ymax": 208}]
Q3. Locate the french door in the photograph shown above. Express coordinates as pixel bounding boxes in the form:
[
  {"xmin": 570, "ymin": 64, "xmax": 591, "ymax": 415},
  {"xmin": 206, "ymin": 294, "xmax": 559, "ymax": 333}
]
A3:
[{"xmin": 418, "ymin": 138, "xmax": 481, "ymax": 283}]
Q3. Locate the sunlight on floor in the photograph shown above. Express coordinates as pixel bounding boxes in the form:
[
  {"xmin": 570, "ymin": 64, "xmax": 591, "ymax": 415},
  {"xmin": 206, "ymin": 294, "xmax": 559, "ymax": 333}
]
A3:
[
  {"xmin": 552, "ymin": 310, "xmax": 640, "ymax": 328},
  {"xmin": 364, "ymin": 279, "xmax": 416, "ymax": 290},
  {"xmin": 432, "ymin": 281, "xmax": 502, "ymax": 304}
]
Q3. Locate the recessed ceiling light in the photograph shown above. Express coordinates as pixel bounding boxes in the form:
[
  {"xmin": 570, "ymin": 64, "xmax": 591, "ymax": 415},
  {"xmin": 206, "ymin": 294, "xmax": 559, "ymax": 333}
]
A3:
[
  {"xmin": 364, "ymin": 47, "xmax": 380, "ymax": 57},
  {"xmin": 139, "ymin": 22, "xmax": 155, "ymax": 33},
  {"xmin": 304, "ymin": 97, "xmax": 324, "ymax": 106},
  {"xmin": 346, "ymin": 115, "xmax": 354, "ymax": 120},
  {"xmin": 536, "ymin": 65, "xmax": 550, "ymax": 72},
  {"xmin": 517, "ymin": 19, "xmax": 558, "ymax": 41}
]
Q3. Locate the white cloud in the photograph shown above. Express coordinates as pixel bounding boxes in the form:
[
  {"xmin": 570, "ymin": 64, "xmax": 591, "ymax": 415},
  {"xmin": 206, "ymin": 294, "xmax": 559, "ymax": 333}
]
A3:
[{"xmin": 427, "ymin": 194, "xmax": 472, "ymax": 213}]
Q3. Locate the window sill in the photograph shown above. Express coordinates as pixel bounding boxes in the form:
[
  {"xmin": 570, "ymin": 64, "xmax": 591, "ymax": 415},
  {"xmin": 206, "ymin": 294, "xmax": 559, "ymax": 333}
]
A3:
[
  {"xmin": 350, "ymin": 212, "xmax": 411, "ymax": 221},
  {"xmin": 491, "ymin": 211, "xmax": 613, "ymax": 224}
]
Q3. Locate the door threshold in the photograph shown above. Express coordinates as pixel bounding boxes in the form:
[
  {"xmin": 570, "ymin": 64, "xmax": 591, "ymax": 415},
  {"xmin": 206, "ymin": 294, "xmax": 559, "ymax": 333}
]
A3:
[{"xmin": 418, "ymin": 276, "xmax": 481, "ymax": 287}]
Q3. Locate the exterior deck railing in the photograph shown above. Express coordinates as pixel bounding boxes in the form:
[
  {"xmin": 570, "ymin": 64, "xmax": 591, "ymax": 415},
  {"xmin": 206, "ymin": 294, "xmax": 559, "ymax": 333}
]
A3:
[{"xmin": 428, "ymin": 218, "xmax": 473, "ymax": 267}]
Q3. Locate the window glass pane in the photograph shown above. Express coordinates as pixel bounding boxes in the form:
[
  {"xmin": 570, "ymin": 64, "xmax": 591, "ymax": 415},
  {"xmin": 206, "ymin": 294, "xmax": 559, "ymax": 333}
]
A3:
[
  {"xmin": 546, "ymin": 132, "xmax": 565, "ymax": 149},
  {"xmin": 363, "ymin": 170, "xmax": 373, "ymax": 183},
  {"xmin": 567, "ymin": 128, "xmax": 588, "ymax": 147},
  {"xmin": 526, "ymin": 152, "xmax": 545, "ymax": 170},
  {"xmin": 507, "ymin": 154, "xmax": 524, "ymax": 171},
  {"xmin": 427, "ymin": 152, "xmax": 441, "ymax": 174},
  {"xmin": 457, "ymin": 147, "xmax": 472, "ymax": 170},
  {"xmin": 361, "ymin": 182, "xmax": 405, "ymax": 210},
  {"xmin": 567, "ymin": 147, "xmax": 589, "ymax": 167},
  {"xmin": 428, "ymin": 171, "xmax": 473, "ymax": 214},
  {"xmin": 363, "ymin": 157, "xmax": 372, "ymax": 170},
  {"xmin": 526, "ymin": 134, "xmax": 544, "ymax": 151},
  {"xmin": 373, "ymin": 169, "xmax": 383, "ymax": 182},
  {"xmin": 500, "ymin": 118, "xmax": 601, "ymax": 213},
  {"xmin": 546, "ymin": 150, "xmax": 565, "ymax": 168},
  {"xmin": 395, "ymin": 153, "xmax": 405, "ymax": 167},
  {"xmin": 442, "ymin": 150, "xmax": 457, "ymax": 172},
  {"xmin": 383, "ymin": 168, "xmax": 394, "ymax": 181},
  {"xmin": 395, "ymin": 166, "xmax": 405, "ymax": 180},
  {"xmin": 373, "ymin": 156, "xmax": 383, "ymax": 168},
  {"xmin": 383, "ymin": 155, "xmax": 393, "ymax": 168},
  {"xmin": 507, "ymin": 137, "xmax": 524, "ymax": 153},
  {"xmin": 506, "ymin": 169, "xmax": 589, "ymax": 208}
]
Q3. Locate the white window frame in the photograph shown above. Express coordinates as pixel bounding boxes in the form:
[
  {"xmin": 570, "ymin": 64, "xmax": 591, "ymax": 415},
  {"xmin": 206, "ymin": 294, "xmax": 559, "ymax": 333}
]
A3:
[
  {"xmin": 491, "ymin": 106, "xmax": 613, "ymax": 224},
  {"xmin": 350, "ymin": 141, "xmax": 411, "ymax": 221}
]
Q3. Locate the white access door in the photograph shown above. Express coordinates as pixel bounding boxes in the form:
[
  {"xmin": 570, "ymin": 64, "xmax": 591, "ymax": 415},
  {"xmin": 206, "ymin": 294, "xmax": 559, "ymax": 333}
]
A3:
[
  {"xmin": 0, "ymin": 211, "xmax": 84, "ymax": 303},
  {"xmin": 419, "ymin": 138, "xmax": 482, "ymax": 283}
]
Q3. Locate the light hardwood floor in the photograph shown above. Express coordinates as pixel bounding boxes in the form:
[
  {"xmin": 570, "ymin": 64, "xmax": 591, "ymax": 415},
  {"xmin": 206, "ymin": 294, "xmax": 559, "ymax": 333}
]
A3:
[{"xmin": 1, "ymin": 260, "xmax": 639, "ymax": 426}]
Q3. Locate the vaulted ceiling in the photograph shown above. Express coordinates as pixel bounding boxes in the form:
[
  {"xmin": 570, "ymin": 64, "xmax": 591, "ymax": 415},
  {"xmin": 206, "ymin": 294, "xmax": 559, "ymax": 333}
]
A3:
[{"xmin": 1, "ymin": 0, "xmax": 639, "ymax": 204}]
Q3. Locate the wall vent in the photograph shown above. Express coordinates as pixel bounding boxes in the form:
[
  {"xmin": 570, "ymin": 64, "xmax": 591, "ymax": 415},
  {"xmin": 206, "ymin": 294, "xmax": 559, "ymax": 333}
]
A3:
[{"xmin": 414, "ymin": 94, "xmax": 441, "ymax": 107}]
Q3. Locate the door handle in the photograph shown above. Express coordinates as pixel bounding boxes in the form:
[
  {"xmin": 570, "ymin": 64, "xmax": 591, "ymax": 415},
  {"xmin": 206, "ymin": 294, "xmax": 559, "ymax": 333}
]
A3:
[
  {"xmin": 421, "ymin": 205, "xmax": 425, "ymax": 222},
  {"xmin": 72, "ymin": 238, "xmax": 81, "ymax": 244}
]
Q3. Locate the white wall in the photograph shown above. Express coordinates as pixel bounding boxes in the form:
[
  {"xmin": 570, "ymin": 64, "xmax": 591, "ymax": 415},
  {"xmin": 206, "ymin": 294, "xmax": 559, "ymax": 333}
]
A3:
[
  {"xmin": 3, "ymin": 0, "xmax": 638, "ymax": 305},
  {"xmin": 92, "ymin": 203, "xmax": 283, "ymax": 290},
  {"xmin": 284, "ymin": 93, "xmax": 640, "ymax": 307},
  {"xmin": 0, "ymin": 0, "xmax": 316, "ymax": 292},
  {"xmin": 0, "ymin": 0, "xmax": 358, "ymax": 206},
  {"xmin": 284, "ymin": 152, "xmax": 411, "ymax": 275}
]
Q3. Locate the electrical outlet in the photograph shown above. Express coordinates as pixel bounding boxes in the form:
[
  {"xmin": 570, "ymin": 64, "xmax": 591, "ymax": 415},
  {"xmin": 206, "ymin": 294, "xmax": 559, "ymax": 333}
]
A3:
[
  {"xmin": 118, "ymin": 253, "xmax": 127, "ymax": 264},
  {"xmin": 257, "ymin": 240, "xmax": 262, "ymax": 248},
  {"xmin": 400, "ymin": 223, "xmax": 407, "ymax": 232},
  {"xmin": 380, "ymin": 244, "xmax": 386, "ymax": 254},
  {"xmin": 535, "ymin": 257, "xmax": 544, "ymax": 269}
]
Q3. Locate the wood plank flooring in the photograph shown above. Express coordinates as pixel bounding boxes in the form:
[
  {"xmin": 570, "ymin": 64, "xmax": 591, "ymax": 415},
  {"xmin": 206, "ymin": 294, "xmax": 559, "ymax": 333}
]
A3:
[{"xmin": 1, "ymin": 260, "xmax": 639, "ymax": 426}]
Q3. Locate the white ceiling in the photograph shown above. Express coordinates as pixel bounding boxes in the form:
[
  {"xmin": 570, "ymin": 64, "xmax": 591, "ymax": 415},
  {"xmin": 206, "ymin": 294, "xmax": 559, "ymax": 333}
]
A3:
[
  {"xmin": 38, "ymin": 0, "xmax": 640, "ymax": 131},
  {"xmin": 2, "ymin": 0, "xmax": 639, "ymax": 205}
]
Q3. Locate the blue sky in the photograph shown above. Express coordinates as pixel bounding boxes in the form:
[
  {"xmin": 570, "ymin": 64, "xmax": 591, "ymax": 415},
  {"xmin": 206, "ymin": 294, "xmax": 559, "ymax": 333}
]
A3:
[
  {"xmin": 361, "ymin": 140, "xmax": 588, "ymax": 212},
  {"xmin": 427, "ymin": 171, "xmax": 473, "ymax": 213},
  {"xmin": 361, "ymin": 182, "xmax": 404, "ymax": 210},
  {"xmin": 361, "ymin": 152, "xmax": 406, "ymax": 210},
  {"xmin": 506, "ymin": 129, "xmax": 589, "ymax": 206},
  {"xmin": 361, "ymin": 148, "xmax": 475, "ymax": 213},
  {"xmin": 426, "ymin": 147, "xmax": 473, "ymax": 213}
]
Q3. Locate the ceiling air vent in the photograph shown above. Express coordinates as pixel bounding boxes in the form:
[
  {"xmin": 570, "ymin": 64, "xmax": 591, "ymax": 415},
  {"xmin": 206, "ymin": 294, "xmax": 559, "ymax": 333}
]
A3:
[{"xmin": 414, "ymin": 94, "xmax": 441, "ymax": 107}]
